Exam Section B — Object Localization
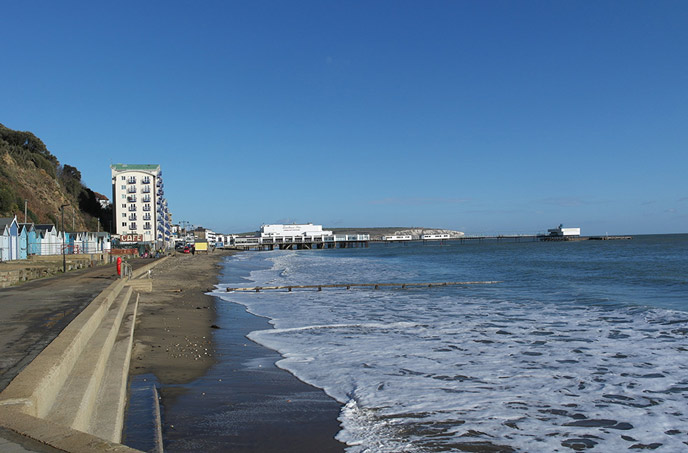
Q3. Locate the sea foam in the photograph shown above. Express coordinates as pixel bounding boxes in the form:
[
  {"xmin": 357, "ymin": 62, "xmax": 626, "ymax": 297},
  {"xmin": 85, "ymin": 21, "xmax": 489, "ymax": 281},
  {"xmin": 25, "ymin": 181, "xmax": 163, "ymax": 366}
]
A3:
[{"xmin": 216, "ymin": 246, "xmax": 688, "ymax": 452}]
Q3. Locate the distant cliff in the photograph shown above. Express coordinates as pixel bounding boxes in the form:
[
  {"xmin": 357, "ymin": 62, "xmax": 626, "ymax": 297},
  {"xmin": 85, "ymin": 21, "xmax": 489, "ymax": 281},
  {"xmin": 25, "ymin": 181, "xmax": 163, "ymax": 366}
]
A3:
[
  {"xmin": 391, "ymin": 228, "xmax": 464, "ymax": 239},
  {"xmin": 0, "ymin": 123, "xmax": 111, "ymax": 231}
]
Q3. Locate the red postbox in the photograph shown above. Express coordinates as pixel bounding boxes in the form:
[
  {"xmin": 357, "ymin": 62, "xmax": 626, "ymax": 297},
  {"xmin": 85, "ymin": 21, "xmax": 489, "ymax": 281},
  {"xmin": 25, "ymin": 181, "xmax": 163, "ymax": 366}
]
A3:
[{"xmin": 116, "ymin": 256, "xmax": 122, "ymax": 276}]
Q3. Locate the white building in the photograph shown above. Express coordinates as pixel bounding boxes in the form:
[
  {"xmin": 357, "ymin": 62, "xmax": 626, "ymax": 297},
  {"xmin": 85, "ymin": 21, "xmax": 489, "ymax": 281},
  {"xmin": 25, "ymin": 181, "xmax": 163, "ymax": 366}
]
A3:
[
  {"xmin": 110, "ymin": 164, "xmax": 172, "ymax": 247},
  {"xmin": 260, "ymin": 223, "xmax": 333, "ymax": 239},
  {"xmin": 383, "ymin": 235, "xmax": 413, "ymax": 241},
  {"xmin": 94, "ymin": 192, "xmax": 110, "ymax": 210},
  {"xmin": 547, "ymin": 224, "xmax": 581, "ymax": 237},
  {"xmin": 421, "ymin": 233, "xmax": 451, "ymax": 240}
]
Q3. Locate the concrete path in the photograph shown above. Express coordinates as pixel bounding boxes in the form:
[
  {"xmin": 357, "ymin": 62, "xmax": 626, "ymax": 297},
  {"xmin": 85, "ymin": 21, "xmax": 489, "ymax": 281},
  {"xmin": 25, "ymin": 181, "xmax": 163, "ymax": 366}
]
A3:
[{"xmin": 0, "ymin": 260, "xmax": 153, "ymax": 451}]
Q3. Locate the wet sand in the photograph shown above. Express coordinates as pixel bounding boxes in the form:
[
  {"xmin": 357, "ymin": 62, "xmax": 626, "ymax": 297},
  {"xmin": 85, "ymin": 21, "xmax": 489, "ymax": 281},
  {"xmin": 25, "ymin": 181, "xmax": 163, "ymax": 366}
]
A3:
[{"xmin": 126, "ymin": 250, "xmax": 344, "ymax": 452}]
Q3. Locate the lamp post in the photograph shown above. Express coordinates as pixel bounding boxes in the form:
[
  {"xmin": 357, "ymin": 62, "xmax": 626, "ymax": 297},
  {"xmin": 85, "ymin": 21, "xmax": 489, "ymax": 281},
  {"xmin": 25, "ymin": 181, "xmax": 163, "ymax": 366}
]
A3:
[{"xmin": 60, "ymin": 204, "xmax": 69, "ymax": 273}]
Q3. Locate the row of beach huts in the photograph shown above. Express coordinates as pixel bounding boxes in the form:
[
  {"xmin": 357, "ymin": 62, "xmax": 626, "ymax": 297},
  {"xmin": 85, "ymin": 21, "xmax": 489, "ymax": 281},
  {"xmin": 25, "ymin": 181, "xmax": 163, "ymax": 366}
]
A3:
[{"xmin": 0, "ymin": 215, "xmax": 111, "ymax": 262}]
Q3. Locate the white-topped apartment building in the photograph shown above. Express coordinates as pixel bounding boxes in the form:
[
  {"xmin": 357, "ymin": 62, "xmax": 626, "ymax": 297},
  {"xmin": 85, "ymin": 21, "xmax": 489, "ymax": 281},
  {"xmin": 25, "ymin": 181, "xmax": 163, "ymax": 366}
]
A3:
[{"xmin": 110, "ymin": 164, "xmax": 172, "ymax": 247}]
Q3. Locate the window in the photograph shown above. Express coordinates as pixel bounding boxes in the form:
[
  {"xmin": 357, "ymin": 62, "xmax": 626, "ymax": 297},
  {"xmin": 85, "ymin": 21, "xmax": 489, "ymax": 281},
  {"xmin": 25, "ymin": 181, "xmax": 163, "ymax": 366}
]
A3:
[
  {"xmin": 122, "ymin": 204, "xmax": 126, "ymax": 208},
  {"xmin": 121, "ymin": 176, "xmax": 125, "ymax": 181},
  {"xmin": 122, "ymin": 213, "xmax": 126, "ymax": 217},
  {"xmin": 121, "ymin": 185, "xmax": 126, "ymax": 190},
  {"xmin": 121, "ymin": 222, "xmax": 127, "ymax": 226}
]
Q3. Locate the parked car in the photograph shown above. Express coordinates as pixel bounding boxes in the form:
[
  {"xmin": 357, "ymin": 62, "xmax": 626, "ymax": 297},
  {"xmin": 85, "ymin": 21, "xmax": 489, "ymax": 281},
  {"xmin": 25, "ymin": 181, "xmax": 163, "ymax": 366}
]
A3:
[{"xmin": 183, "ymin": 245, "xmax": 191, "ymax": 254}]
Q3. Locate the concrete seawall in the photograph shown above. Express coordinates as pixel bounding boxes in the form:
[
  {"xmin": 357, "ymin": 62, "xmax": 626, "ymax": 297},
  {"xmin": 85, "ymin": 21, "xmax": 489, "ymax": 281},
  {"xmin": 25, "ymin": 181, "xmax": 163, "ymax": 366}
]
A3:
[
  {"xmin": 0, "ymin": 257, "xmax": 168, "ymax": 452},
  {"xmin": 0, "ymin": 253, "xmax": 111, "ymax": 288}
]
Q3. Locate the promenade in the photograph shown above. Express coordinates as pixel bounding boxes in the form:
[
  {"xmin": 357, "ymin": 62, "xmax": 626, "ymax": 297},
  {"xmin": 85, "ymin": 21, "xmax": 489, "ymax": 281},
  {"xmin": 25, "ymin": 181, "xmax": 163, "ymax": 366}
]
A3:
[{"xmin": 0, "ymin": 261, "xmax": 147, "ymax": 451}]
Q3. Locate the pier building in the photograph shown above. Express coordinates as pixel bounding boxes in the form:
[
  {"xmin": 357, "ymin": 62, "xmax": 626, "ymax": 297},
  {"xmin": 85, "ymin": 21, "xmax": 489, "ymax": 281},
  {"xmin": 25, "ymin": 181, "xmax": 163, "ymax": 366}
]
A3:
[
  {"xmin": 547, "ymin": 224, "xmax": 581, "ymax": 237},
  {"xmin": 231, "ymin": 224, "xmax": 370, "ymax": 250},
  {"xmin": 383, "ymin": 235, "xmax": 413, "ymax": 241},
  {"xmin": 421, "ymin": 233, "xmax": 451, "ymax": 240}
]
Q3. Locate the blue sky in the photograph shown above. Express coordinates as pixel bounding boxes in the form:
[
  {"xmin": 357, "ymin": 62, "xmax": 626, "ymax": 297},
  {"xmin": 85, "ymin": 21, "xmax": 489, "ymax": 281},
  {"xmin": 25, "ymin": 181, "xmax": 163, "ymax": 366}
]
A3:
[{"xmin": 1, "ymin": 1, "xmax": 686, "ymax": 235}]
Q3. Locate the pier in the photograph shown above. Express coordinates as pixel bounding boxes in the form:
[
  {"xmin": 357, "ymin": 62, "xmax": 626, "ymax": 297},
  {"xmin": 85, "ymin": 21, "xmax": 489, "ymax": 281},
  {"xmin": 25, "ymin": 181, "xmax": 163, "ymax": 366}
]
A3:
[
  {"xmin": 376, "ymin": 234, "xmax": 632, "ymax": 244},
  {"xmin": 226, "ymin": 280, "xmax": 501, "ymax": 292},
  {"xmin": 232, "ymin": 235, "xmax": 370, "ymax": 251}
]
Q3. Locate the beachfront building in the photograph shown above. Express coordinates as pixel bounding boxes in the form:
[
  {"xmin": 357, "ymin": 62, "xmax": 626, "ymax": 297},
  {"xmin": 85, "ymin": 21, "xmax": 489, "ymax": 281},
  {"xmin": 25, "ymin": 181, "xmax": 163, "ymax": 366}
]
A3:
[
  {"xmin": 110, "ymin": 164, "xmax": 172, "ymax": 249},
  {"xmin": 214, "ymin": 234, "xmax": 233, "ymax": 247},
  {"xmin": 547, "ymin": 224, "xmax": 581, "ymax": 237}
]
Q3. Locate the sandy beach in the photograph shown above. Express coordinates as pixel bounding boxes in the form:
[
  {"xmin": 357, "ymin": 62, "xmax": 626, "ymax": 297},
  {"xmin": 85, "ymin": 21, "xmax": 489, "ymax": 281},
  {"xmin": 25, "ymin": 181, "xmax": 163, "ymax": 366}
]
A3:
[
  {"xmin": 129, "ymin": 250, "xmax": 231, "ymax": 384},
  {"xmin": 126, "ymin": 249, "xmax": 344, "ymax": 452}
]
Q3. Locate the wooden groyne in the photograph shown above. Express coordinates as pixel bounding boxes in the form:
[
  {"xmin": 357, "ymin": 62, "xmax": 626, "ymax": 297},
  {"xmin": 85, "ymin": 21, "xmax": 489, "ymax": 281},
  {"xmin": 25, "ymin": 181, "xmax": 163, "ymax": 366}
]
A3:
[{"xmin": 226, "ymin": 281, "xmax": 501, "ymax": 292}]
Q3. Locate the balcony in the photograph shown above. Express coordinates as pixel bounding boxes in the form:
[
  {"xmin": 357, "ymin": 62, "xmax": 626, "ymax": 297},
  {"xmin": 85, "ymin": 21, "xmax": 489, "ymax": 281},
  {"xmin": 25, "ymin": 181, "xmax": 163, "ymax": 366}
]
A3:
[
  {"xmin": 128, "ymin": 214, "xmax": 137, "ymax": 221},
  {"xmin": 127, "ymin": 187, "xmax": 137, "ymax": 194},
  {"xmin": 130, "ymin": 223, "xmax": 137, "ymax": 230},
  {"xmin": 144, "ymin": 223, "xmax": 152, "ymax": 230},
  {"xmin": 142, "ymin": 177, "xmax": 151, "ymax": 184},
  {"xmin": 143, "ymin": 205, "xmax": 151, "ymax": 212},
  {"xmin": 127, "ymin": 177, "xmax": 137, "ymax": 184},
  {"xmin": 127, "ymin": 195, "xmax": 137, "ymax": 203},
  {"xmin": 143, "ymin": 214, "xmax": 151, "ymax": 221},
  {"xmin": 141, "ymin": 186, "xmax": 151, "ymax": 194},
  {"xmin": 128, "ymin": 206, "xmax": 137, "ymax": 212},
  {"xmin": 142, "ymin": 195, "xmax": 151, "ymax": 202}
]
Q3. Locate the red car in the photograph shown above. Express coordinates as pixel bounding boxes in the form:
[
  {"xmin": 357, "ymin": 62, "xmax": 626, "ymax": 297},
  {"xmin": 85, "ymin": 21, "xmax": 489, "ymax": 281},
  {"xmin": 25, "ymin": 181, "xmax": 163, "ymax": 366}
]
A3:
[{"xmin": 183, "ymin": 245, "xmax": 191, "ymax": 254}]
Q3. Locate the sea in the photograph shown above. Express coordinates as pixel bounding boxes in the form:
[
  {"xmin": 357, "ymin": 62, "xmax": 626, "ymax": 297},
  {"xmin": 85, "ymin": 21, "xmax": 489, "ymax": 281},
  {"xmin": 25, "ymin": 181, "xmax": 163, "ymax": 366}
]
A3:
[{"xmin": 211, "ymin": 235, "xmax": 688, "ymax": 452}]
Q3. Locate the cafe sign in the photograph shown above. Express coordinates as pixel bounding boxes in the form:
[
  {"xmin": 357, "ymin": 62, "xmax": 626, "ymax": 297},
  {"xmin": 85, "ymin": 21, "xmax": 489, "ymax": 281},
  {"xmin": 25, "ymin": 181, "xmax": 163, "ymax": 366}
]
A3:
[{"xmin": 120, "ymin": 234, "xmax": 144, "ymax": 243}]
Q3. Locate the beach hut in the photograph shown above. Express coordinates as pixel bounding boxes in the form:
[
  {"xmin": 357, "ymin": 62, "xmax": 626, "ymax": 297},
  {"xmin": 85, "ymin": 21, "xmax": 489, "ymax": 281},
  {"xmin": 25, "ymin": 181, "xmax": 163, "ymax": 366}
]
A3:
[
  {"xmin": 0, "ymin": 216, "xmax": 19, "ymax": 260},
  {"xmin": 82, "ymin": 232, "xmax": 99, "ymax": 254},
  {"xmin": 84, "ymin": 233, "xmax": 90, "ymax": 253},
  {"xmin": 0, "ymin": 225, "xmax": 6, "ymax": 261},
  {"xmin": 66, "ymin": 232, "xmax": 77, "ymax": 254},
  {"xmin": 0, "ymin": 218, "xmax": 13, "ymax": 261},
  {"xmin": 96, "ymin": 232, "xmax": 111, "ymax": 253},
  {"xmin": 33, "ymin": 226, "xmax": 43, "ymax": 256},
  {"xmin": 17, "ymin": 223, "xmax": 28, "ymax": 260},
  {"xmin": 35, "ymin": 224, "xmax": 61, "ymax": 255},
  {"xmin": 20, "ymin": 223, "xmax": 39, "ymax": 256}
]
